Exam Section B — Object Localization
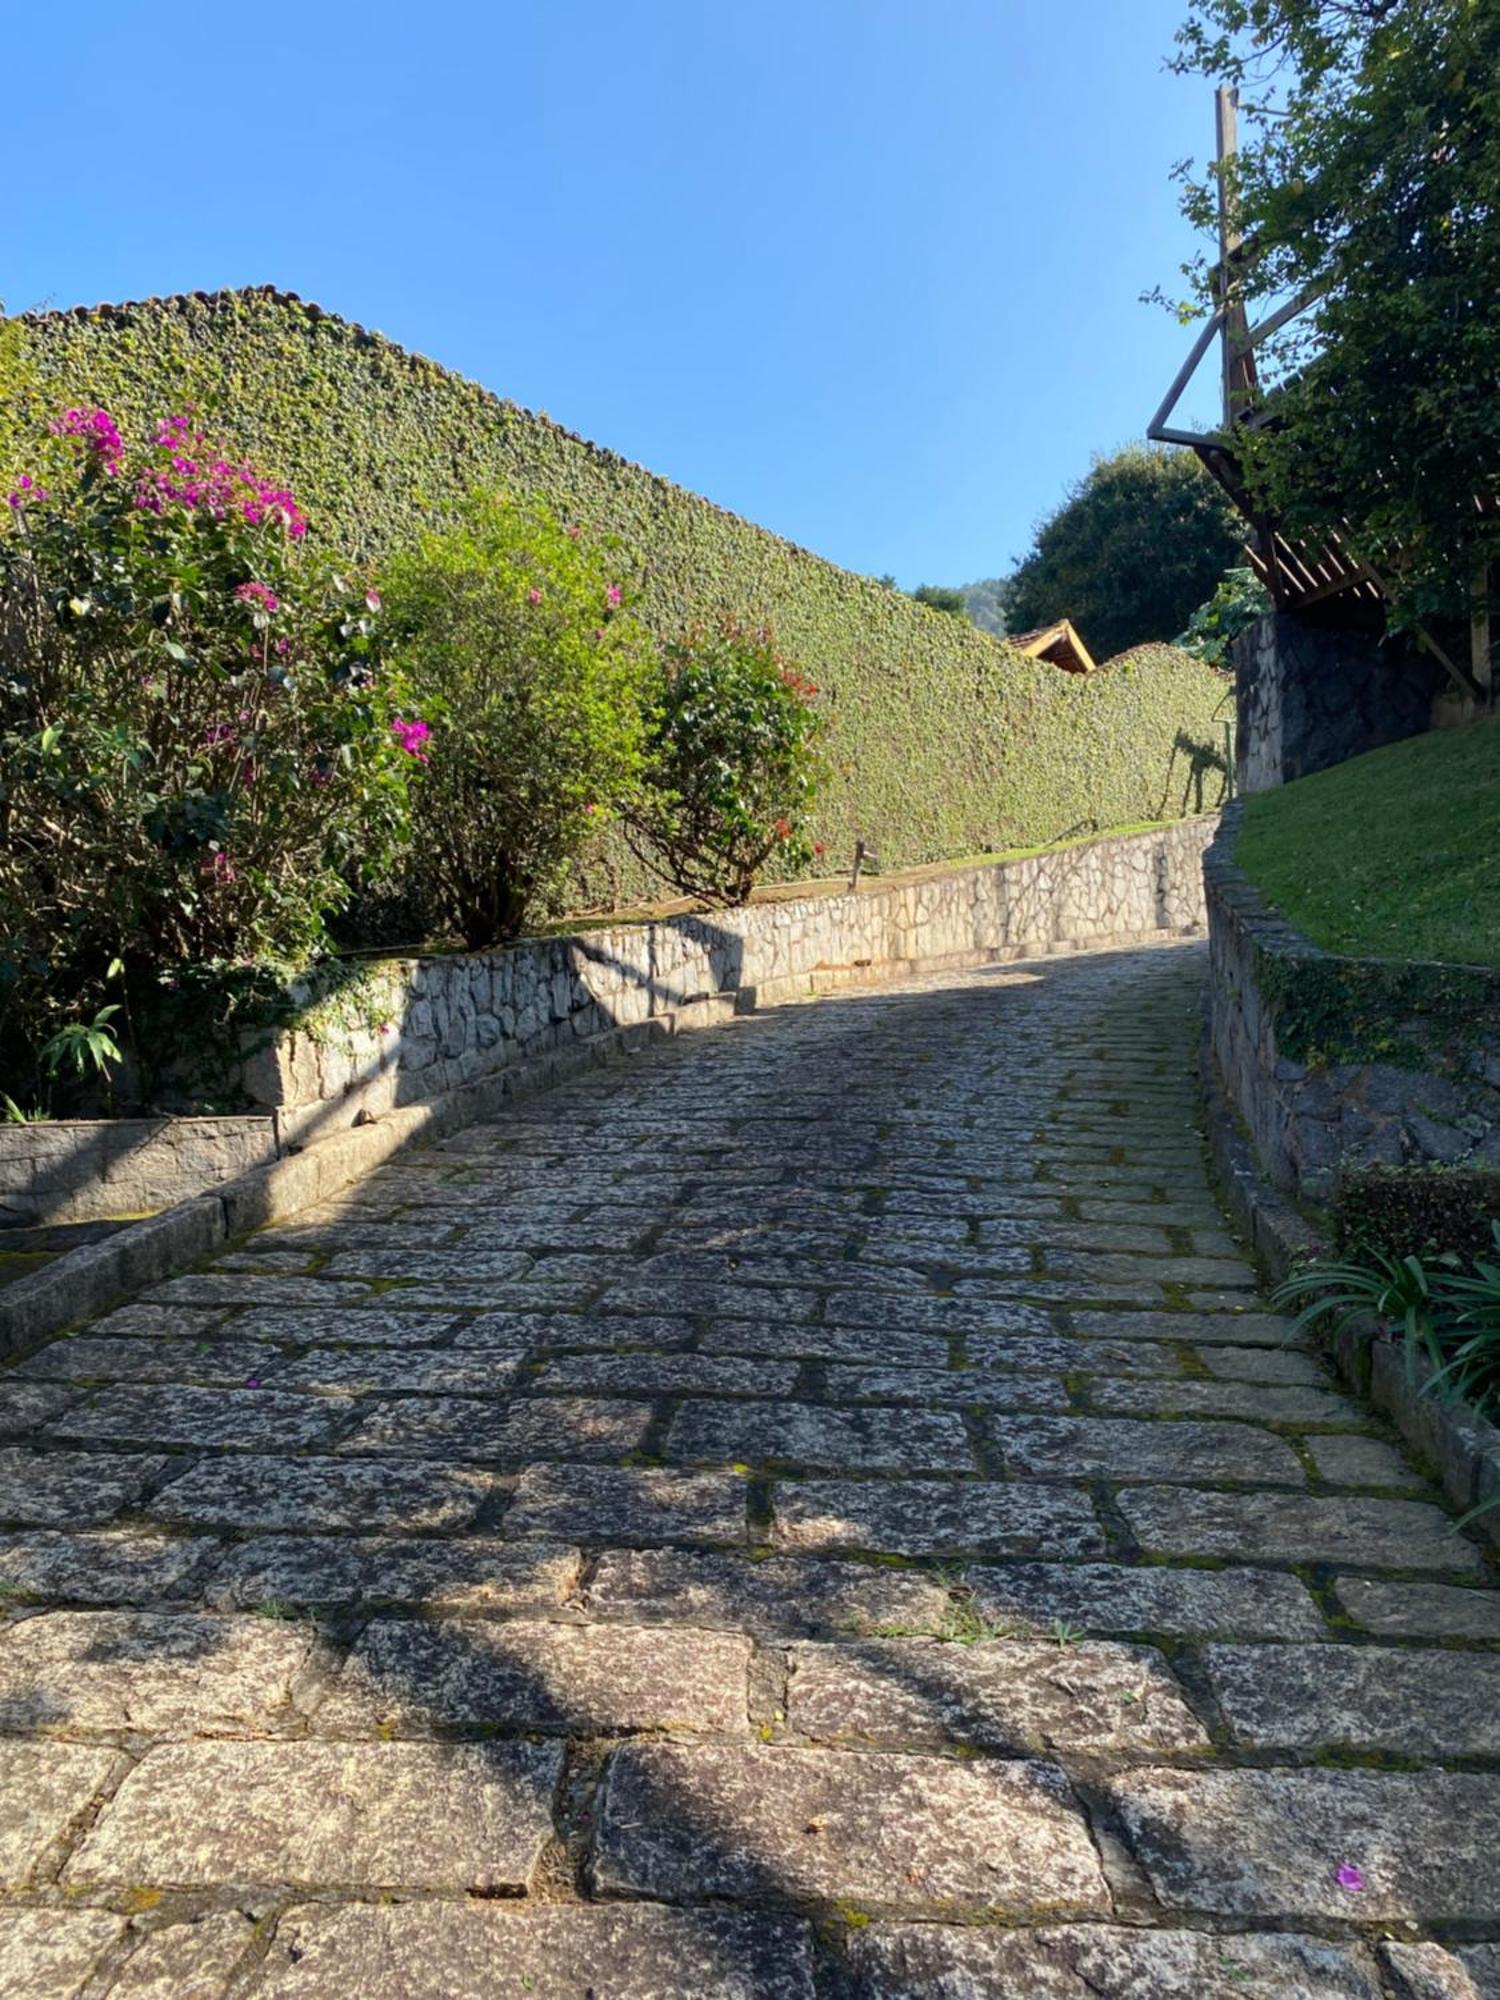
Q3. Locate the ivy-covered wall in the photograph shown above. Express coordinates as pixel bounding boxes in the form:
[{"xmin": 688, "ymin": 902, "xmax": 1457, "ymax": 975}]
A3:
[{"xmin": 3, "ymin": 288, "xmax": 1233, "ymax": 891}]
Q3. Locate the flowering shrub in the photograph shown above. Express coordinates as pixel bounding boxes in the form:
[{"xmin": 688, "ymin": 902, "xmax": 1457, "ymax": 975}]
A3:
[
  {"xmin": 623, "ymin": 621, "xmax": 827, "ymax": 905},
  {"xmin": 381, "ymin": 492, "xmax": 655, "ymax": 947},
  {"xmin": 0, "ymin": 408, "xmax": 414, "ymax": 1104}
]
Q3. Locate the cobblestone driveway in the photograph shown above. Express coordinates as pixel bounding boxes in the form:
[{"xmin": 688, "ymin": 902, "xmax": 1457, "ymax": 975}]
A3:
[{"xmin": 2, "ymin": 941, "xmax": 1498, "ymax": 1998}]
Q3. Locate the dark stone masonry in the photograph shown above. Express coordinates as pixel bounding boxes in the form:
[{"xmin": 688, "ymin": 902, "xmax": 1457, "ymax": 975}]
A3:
[{"xmin": 0, "ymin": 941, "xmax": 1497, "ymax": 1997}]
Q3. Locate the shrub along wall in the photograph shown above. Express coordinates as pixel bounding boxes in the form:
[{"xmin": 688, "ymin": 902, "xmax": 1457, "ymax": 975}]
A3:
[{"xmin": 3, "ymin": 289, "xmax": 1233, "ymax": 899}]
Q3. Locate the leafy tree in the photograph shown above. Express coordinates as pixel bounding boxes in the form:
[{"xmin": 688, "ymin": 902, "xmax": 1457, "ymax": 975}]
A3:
[
  {"xmin": 1176, "ymin": 564, "xmax": 1272, "ymax": 667},
  {"xmin": 911, "ymin": 583, "xmax": 969, "ymax": 618},
  {"xmin": 381, "ymin": 494, "xmax": 654, "ymax": 949},
  {"xmin": 1166, "ymin": 0, "xmax": 1500, "ymax": 633},
  {"xmin": 624, "ymin": 621, "xmax": 827, "ymax": 905},
  {"xmin": 958, "ymin": 576, "xmax": 1012, "ymax": 637},
  {"xmin": 1006, "ymin": 445, "xmax": 1242, "ymax": 659}
]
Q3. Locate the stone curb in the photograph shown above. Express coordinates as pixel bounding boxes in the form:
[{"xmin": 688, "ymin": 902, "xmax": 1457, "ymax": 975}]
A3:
[
  {"xmin": 0, "ymin": 922, "xmax": 1208, "ymax": 1364},
  {"xmin": 1200, "ymin": 1011, "xmax": 1500, "ymax": 1549}
]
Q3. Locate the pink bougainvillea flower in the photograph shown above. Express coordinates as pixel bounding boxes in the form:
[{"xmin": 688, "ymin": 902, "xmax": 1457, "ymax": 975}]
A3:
[
  {"xmin": 391, "ymin": 717, "xmax": 433, "ymax": 762},
  {"xmin": 234, "ymin": 581, "xmax": 280, "ymax": 613},
  {"xmin": 582, "ymin": 801, "xmax": 598, "ymax": 817},
  {"xmin": 51, "ymin": 406, "xmax": 123, "ymax": 471},
  {"xmin": 6, "ymin": 473, "xmax": 47, "ymax": 509},
  {"xmin": 605, "ymin": 584, "xmax": 622, "ymax": 606},
  {"xmin": 1334, "ymin": 1863, "xmax": 1365, "ymax": 1893},
  {"xmin": 206, "ymin": 851, "xmax": 237, "ymax": 884},
  {"xmin": 528, "ymin": 587, "xmax": 543, "ymax": 605}
]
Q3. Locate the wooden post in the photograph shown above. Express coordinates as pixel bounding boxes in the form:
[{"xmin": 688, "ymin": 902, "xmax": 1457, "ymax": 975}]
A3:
[{"xmin": 1215, "ymin": 86, "xmax": 1255, "ymax": 429}]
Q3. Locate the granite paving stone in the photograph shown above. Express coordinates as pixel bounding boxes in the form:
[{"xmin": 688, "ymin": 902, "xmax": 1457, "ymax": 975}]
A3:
[
  {"xmin": 771, "ymin": 1477, "xmax": 1105, "ymax": 1557},
  {"xmin": 1199, "ymin": 1344, "xmax": 1332, "ymax": 1385},
  {"xmin": 205, "ymin": 1536, "xmax": 580, "ymax": 1612},
  {"xmin": 1083, "ymin": 1375, "xmax": 1363, "ymax": 1424},
  {"xmin": 1332, "ymin": 1576, "xmax": 1500, "ymax": 1641},
  {"xmin": 965, "ymin": 1560, "xmax": 1328, "ymax": 1640},
  {"xmin": 0, "ymin": 1449, "xmax": 168, "ymax": 1528},
  {"xmin": 1205, "ymin": 1642, "xmax": 1500, "ymax": 1757},
  {"xmin": 1110, "ymin": 1766, "xmax": 1500, "ymax": 1920},
  {"xmin": 530, "ymin": 1352, "xmax": 799, "ymax": 1397},
  {"xmin": 3, "ymin": 943, "xmax": 1499, "ymax": 1955},
  {"xmin": 593, "ymin": 1741, "xmax": 1110, "ymax": 1914},
  {"xmin": 0, "ymin": 1384, "xmax": 77, "ymax": 1434},
  {"xmin": 107, "ymin": 1913, "xmax": 257, "ymax": 1998},
  {"xmin": 1118, "ymin": 1485, "xmax": 1488, "ymax": 1573},
  {"xmin": 314, "ymin": 1617, "xmax": 750, "ymax": 1734},
  {"xmin": 1306, "ymin": 1432, "xmax": 1427, "ymax": 1489},
  {"xmin": 1073, "ymin": 1308, "xmax": 1293, "ymax": 1347},
  {"xmin": 821, "ymin": 1363, "xmax": 1069, "ymax": 1409},
  {"xmin": 583, "ymin": 1548, "xmax": 957, "ymax": 1637},
  {"xmin": 784, "ymin": 1636, "xmax": 1209, "ymax": 1753},
  {"xmin": 0, "ymin": 1740, "xmax": 120, "ymax": 1887},
  {"xmin": 229, "ymin": 1307, "xmax": 464, "ymax": 1346},
  {"xmin": 0, "ymin": 1611, "xmax": 314, "ymax": 1736},
  {"xmin": 337, "ymin": 1393, "xmax": 653, "ymax": 1460},
  {"xmin": 0, "ymin": 1909, "xmax": 126, "ymax": 2000},
  {"xmin": 148, "ymin": 1454, "xmax": 495, "ymax": 1532},
  {"xmin": 698, "ymin": 1319, "xmax": 952, "ymax": 1365},
  {"xmin": 0, "ymin": 1530, "xmax": 216, "ymax": 1604},
  {"xmin": 849, "ymin": 1923, "xmax": 1386, "ymax": 1999},
  {"xmin": 244, "ymin": 1902, "xmax": 818, "ymax": 2000},
  {"xmin": 990, "ymin": 1412, "xmax": 1306, "ymax": 1485},
  {"xmin": 271, "ymin": 1348, "xmax": 529, "ymax": 1395},
  {"xmin": 65, "ymin": 1740, "xmax": 562, "ymax": 1891},
  {"xmin": 666, "ymin": 1399, "xmax": 974, "ymax": 1472},
  {"xmin": 503, "ymin": 1463, "xmax": 750, "ymax": 1544},
  {"xmin": 16, "ymin": 1338, "xmax": 287, "ymax": 1388},
  {"xmin": 50, "ymin": 1385, "xmax": 343, "ymax": 1453}
]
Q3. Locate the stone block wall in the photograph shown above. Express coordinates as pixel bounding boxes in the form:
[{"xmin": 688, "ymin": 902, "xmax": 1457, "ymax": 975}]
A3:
[
  {"xmin": 1, "ymin": 818, "xmax": 1216, "ymax": 1223},
  {"xmin": 1233, "ymin": 611, "xmax": 1442, "ymax": 795},
  {"xmin": 0, "ymin": 1117, "xmax": 278, "ymax": 1229},
  {"xmin": 1206, "ymin": 807, "xmax": 1500, "ymax": 1202},
  {"xmin": 246, "ymin": 818, "xmax": 1218, "ymax": 1143}
]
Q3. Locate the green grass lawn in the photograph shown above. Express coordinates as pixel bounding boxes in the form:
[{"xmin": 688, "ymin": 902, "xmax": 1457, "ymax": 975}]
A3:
[{"xmin": 1235, "ymin": 714, "xmax": 1500, "ymax": 966}]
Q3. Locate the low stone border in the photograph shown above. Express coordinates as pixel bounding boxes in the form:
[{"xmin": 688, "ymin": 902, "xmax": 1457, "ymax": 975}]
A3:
[
  {"xmin": 0, "ymin": 1114, "xmax": 279, "ymax": 1230},
  {"xmin": 1201, "ymin": 1016, "xmax": 1500, "ymax": 1547},
  {"xmin": 1206, "ymin": 804, "xmax": 1500, "ymax": 1201}
]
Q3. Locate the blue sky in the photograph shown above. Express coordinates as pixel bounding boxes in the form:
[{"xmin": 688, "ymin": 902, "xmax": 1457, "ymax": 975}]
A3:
[{"xmin": 5, "ymin": 0, "xmax": 1216, "ymax": 588}]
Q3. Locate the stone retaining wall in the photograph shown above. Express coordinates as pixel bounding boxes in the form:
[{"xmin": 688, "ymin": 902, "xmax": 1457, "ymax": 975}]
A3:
[
  {"xmin": 246, "ymin": 817, "xmax": 1217, "ymax": 1144},
  {"xmin": 1231, "ymin": 610, "xmax": 1441, "ymax": 795},
  {"xmin": 0, "ymin": 1118, "xmax": 278, "ymax": 1229},
  {"xmin": 1206, "ymin": 805, "xmax": 1500, "ymax": 1202},
  {"xmin": 1, "ymin": 818, "xmax": 1216, "ymax": 1226}
]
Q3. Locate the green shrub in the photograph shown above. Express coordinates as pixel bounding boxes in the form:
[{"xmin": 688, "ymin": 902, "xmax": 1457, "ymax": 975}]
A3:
[
  {"xmin": 382, "ymin": 493, "xmax": 655, "ymax": 947},
  {"xmin": 1337, "ymin": 1164, "xmax": 1500, "ymax": 1266},
  {"xmin": 624, "ymin": 622, "xmax": 827, "ymax": 905},
  {"xmin": 1175, "ymin": 566, "xmax": 1271, "ymax": 670},
  {"xmin": 0, "ymin": 406, "xmax": 411, "ymax": 1108}
]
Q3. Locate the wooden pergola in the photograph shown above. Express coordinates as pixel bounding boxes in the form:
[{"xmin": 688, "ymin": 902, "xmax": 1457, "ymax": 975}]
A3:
[{"xmin": 1147, "ymin": 88, "xmax": 1491, "ymax": 703}]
